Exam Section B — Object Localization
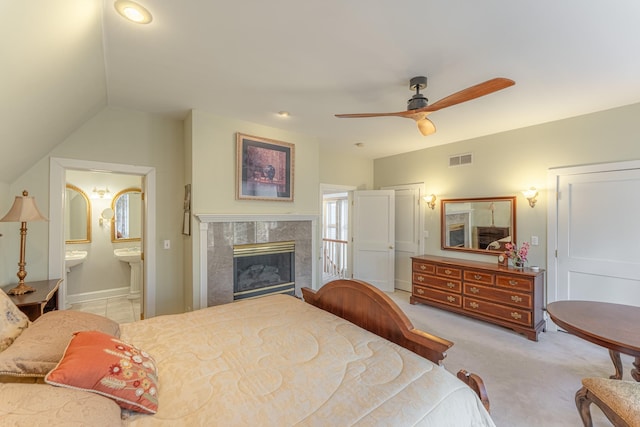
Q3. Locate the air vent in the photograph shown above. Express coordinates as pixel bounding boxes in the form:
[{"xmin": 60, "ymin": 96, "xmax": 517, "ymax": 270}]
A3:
[{"xmin": 449, "ymin": 153, "xmax": 473, "ymax": 167}]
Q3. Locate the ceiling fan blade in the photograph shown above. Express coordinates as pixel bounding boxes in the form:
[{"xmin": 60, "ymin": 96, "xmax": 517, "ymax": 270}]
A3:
[
  {"xmin": 335, "ymin": 111, "xmax": 411, "ymax": 119},
  {"xmin": 416, "ymin": 118, "xmax": 436, "ymax": 136},
  {"xmin": 422, "ymin": 78, "xmax": 515, "ymax": 113}
]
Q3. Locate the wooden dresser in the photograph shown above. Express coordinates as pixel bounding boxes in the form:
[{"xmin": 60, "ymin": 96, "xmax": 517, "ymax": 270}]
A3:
[{"xmin": 410, "ymin": 255, "xmax": 545, "ymax": 341}]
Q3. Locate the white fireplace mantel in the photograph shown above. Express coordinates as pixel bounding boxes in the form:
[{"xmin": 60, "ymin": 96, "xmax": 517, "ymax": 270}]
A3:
[{"xmin": 196, "ymin": 213, "xmax": 317, "ymax": 224}]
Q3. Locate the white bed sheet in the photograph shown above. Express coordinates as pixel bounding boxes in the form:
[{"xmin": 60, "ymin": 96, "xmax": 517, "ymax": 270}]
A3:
[{"xmin": 120, "ymin": 294, "xmax": 495, "ymax": 426}]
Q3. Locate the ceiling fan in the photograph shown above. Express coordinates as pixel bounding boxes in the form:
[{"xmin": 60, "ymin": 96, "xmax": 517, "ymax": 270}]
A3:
[{"xmin": 335, "ymin": 76, "xmax": 515, "ymax": 136}]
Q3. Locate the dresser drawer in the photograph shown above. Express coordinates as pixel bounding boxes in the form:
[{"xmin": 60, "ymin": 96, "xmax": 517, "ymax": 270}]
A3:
[
  {"xmin": 436, "ymin": 265, "xmax": 462, "ymax": 279},
  {"xmin": 413, "ymin": 273, "xmax": 461, "ymax": 292},
  {"xmin": 464, "ymin": 297, "xmax": 532, "ymax": 326},
  {"xmin": 496, "ymin": 275, "xmax": 533, "ymax": 292},
  {"xmin": 413, "ymin": 261, "xmax": 436, "ymax": 274},
  {"xmin": 464, "ymin": 283, "xmax": 532, "ymax": 309},
  {"xmin": 463, "ymin": 270, "xmax": 494, "ymax": 285},
  {"xmin": 413, "ymin": 286, "xmax": 461, "ymax": 307}
]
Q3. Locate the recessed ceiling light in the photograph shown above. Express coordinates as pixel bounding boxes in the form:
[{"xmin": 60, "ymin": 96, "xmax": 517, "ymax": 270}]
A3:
[
  {"xmin": 277, "ymin": 111, "xmax": 290, "ymax": 118},
  {"xmin": 114, "ymin": 0, "xmax": 153, "ymax": 24}
]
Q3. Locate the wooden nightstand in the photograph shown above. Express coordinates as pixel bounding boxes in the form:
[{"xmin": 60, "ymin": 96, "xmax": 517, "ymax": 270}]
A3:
[{"xmin": 2, "ymin": 279, "xmax": 62, "ymax": 321}]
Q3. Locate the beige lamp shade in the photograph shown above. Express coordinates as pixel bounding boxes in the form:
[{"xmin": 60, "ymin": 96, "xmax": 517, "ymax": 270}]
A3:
[
  {"xmin": 0, "ymin": 191, "xmax": 48, "ymax": 223},
  {"xmin": 0, "ymin": 190, "xmax": 48, "ymax": 295}
]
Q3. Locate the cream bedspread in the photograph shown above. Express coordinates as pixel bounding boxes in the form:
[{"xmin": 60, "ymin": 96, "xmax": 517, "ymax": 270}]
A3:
[{"xmin": 120, "ymin": 294, "xmax": 495, "ymax": 426}]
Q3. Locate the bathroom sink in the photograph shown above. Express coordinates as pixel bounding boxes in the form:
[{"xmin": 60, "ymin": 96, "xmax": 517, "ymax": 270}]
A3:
[
  {"xmin": 114, "ymin": 247, "xmax": 143, "ymax": 300},
  {"xmin": 65, "ymin": 250, "xmax": 88, "ymax": 270},
  {"xmin": 114, "ymin": 247, "xmax": 142, "ymax": 264}
]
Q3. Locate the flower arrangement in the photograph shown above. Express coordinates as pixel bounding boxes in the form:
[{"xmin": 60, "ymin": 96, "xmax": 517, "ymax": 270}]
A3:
[{"xmin": 504, "ymin": 241, "xmax": 530, "ymax": 267}]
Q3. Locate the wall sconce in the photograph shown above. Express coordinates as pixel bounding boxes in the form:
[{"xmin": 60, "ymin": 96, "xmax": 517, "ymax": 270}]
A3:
[
  {"xmin": 522, "ymin": 187, "xmax": 538, "ymax": 208},
  {"xmin": 91, "ymin": 187, "xmax": 111, "ymax": 199},
  {"xmin": 423, "ymin": 194, "xmax": 437, "ymax": 210}
]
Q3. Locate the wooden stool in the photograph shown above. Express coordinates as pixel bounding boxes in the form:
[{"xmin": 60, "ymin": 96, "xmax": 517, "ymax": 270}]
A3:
[{"xmin": 576, "ymin": 377, "xmax": 640, "ymax": 427}]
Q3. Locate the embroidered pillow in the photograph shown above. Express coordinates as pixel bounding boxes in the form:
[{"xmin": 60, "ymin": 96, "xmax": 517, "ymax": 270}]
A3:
[
  {"xmin": 45, "ymin": 330, "xmax": 158, "ymax": 414},
  {"xmin": 0, "ymin": 289, "xmax": 30, "ymax": 352}
]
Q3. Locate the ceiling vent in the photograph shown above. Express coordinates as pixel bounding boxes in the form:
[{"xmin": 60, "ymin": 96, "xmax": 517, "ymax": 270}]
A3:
[{"xmin": 449, "ymin": 153, "xmax": 473, "ymax": 167}]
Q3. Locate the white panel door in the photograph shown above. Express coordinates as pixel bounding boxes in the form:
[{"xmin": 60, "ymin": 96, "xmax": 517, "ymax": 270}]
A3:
[
  {"xmin": 352, "ymin": 190, "xmax": 395, "ymax": 292},
  {"xmin": 382, "ymin": 184, "xmax": 423, "ymax": 292},
  {"xmin": 556, "ymin": 168, "xmax": 640, "ymax": 305}
]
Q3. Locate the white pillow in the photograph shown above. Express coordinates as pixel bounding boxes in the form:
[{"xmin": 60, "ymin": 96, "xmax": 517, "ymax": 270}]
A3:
[{"xmin": 0, "ymin": 289, "xmax": 29, "ymax": 352}]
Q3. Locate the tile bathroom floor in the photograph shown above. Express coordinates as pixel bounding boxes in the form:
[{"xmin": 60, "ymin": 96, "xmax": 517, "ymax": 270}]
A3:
[{"xmin": 70, "ymin": 296, "xmax": 141, "ymax": 324}]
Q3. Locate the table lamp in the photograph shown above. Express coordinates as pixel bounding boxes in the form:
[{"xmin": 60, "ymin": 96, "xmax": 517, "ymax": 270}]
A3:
[{"xmin": 0, "ymin": 190, "xmax": 48, "ymax": 295}]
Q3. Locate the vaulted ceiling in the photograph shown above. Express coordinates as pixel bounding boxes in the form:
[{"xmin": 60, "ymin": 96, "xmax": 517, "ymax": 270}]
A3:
[{"xmin": 3, "ymin": 1, "xmax": 640, "ymax": 183}]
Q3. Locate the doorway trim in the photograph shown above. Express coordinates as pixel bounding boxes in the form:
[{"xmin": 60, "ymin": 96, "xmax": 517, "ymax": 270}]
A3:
[
  {"xmin": 49, "ymin": 157, "xmax": 156, "ymax": 317},
  {"xmin": 319, "ymin": 184, "xmax": 357, "ymax": 287}
]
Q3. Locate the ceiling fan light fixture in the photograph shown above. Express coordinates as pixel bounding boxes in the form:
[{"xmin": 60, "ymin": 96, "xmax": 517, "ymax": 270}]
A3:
[{"xmin": 114, "ymin": 0, "xmax": 153, "ymax": 24}]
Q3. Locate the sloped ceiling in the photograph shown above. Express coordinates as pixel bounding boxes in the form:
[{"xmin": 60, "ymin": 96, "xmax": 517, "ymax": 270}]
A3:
[
  {"xmin": 1, "ymin": 0, "xmax": 107, "ymax": 183},
  {"xmin": 3, "ymin": 1, "xmax": 640, "ymax": 183}
]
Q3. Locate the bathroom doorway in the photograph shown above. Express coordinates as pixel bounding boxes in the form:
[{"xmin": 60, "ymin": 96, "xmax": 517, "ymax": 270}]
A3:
[
  {"xmin": 64, "ymin": 170, "xmax": 143, "ymax": 323},
  {"xmin": 49, "ymin": 157, "xmax": 156, "ymax": 320}
]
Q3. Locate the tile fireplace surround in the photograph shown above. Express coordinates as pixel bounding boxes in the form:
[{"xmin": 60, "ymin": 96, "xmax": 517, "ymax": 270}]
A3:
[{"xmin": 196, "ymin": 214, "xmax": 317, "ymax": 307}]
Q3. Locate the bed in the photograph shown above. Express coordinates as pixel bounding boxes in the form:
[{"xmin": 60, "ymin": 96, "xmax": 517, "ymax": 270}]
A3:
[{"xmin": 0, "ymin": 279, "xmax": 495, "ymax": 426}]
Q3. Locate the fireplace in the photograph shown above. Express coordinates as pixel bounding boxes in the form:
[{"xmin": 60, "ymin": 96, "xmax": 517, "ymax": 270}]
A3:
[
  {"xmin": 233, "ymin": 241, "xmax": 295, "ymax": 300},
  {"xmin": 196, "ymin": 214, "xmax": 316, "ymax": 308},
  {"xmin": 448, "ymin": 223, "xmax": 465, "ymax": 247}
]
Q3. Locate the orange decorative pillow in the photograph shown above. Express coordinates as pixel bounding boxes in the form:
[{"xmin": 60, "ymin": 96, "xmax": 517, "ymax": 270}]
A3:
[{"xmin": 45, "ymin": 330, "xmax": 158, "ymax": 414}]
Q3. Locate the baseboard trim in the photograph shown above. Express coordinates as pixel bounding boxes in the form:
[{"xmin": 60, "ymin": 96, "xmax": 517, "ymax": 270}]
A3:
[{"xmin": 66, "ymin": 287, "xmax": 130, "ymax": 305}]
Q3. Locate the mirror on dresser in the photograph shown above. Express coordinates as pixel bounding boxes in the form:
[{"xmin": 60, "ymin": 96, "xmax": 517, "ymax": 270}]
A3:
[
  {"xmin": 111, "ymin": 187, "xmax": 142, "ymax": 242},
  {"xmin": 65, "ymin": 184, "xmax": 91, "ymax": 243},
  {"xmin": 441, "ymin": 196, "xmax": 516, "ymax": 255}
]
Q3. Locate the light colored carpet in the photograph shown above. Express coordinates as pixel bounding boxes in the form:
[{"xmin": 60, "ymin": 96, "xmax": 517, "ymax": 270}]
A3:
[{"xmin": 388, "ymin": 290, "xmax": 631, "ymax": 427}]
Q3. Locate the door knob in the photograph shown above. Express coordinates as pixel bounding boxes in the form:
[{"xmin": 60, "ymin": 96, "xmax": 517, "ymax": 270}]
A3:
[{"xmin": 389, "ymin": 245, "xmax": 394, "ymax": 249}]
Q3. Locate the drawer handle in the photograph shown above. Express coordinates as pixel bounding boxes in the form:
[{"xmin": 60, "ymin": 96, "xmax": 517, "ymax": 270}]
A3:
[
  {"xmin": 509, "ymin": 279, "xmax": 519, "ymax": 286},
  {"xmin": 447, "ymin": 296, "xmax": 456, "ymax": 303},
  {"xmin": 420, "ymin": 265, "xmax": 426, "ymax": 270},
  {"xmin": 474, "ymin": 274, "xmax": 482, "ymax": 280},
  {"xmin": 417, "ymin": 276, "xmax": 424, "ymax": 282},
  {"xmin": 511, "ymin": 312, "xmax": 522, "ymax": 320},
  {"xmin": 469, "ymin": 286, "xmax": 480, "ymax": 294},
  {"xmin": 511, "ymin": 295, "xmax": 523, "ymax": 303},
  {"xmin": 469, "ymin": 302, "xmax": 479, "ymax": 309},
  {"xmin": 447, "ymin": 282, "xmax": 455, "ymax": 289},
  {"xmin": 444, "ymin": 269, "xmax": 452, "ymax": 275},
  {"xmin": 416, "ymin": 288, "xmax": 425, "ymax": 295}
]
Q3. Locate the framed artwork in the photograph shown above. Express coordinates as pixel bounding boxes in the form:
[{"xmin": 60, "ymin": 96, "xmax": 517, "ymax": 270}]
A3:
[
  {"xmin": 236, "ymin": 133, "xmax": 294, "ymax": 201},
  {"xmin": 182, "ymin": 184, "xmax": 191, "ymax": 235}
]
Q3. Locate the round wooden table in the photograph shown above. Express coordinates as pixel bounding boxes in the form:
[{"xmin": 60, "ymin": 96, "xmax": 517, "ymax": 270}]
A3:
[{"xmin": 547, "ymin": 300, "xmax": 640, "ymax": 381}]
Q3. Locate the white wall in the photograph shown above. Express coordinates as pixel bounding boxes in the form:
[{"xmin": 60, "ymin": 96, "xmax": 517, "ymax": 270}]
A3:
[{"xmin": 374, "ymin": 101, "xmax": 640, "ymax": 269}]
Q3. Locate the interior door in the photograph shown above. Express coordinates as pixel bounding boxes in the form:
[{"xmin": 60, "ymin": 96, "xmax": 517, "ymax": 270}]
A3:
[
  {"xmin": 382, "ymin": 184, "xmax": 423, "ymax": 292},
  {"xmin": 352, "ymin": 190, "xmax": 395, "ymax": 292},
  {"xmin": 555, "ymin": 168, "xmax": 640, "ymax": 305}
]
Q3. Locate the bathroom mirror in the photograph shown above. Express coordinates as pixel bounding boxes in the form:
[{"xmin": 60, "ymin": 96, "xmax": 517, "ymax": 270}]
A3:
[
  {"xmin": 111, "ymin": 187, "xmax": 142, "ymax": 242},
  {"xmin": 441, "ymin": 196, "xmax": 516, "ymax": 255},
  {"xmin": 65, "ymin": 184, "xmax": 91, "ymax": 244}
]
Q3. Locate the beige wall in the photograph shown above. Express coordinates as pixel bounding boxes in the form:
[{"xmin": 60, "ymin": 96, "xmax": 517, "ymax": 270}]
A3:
[
  {"xmin": 4, "ymin": 107, "xmax": 185, "ymax": 315},
  {"xmin": 374, "ymin": 102, "xmax": 640, "ymax": 268},
  {"xmin": 186, "ymin": 109, "xmax": 323, "ymax": 309},
  {"xmin": 319, "ymin": 146, "xmax": 374, "ymax": 189}
]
